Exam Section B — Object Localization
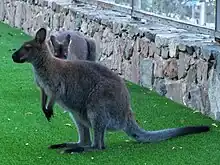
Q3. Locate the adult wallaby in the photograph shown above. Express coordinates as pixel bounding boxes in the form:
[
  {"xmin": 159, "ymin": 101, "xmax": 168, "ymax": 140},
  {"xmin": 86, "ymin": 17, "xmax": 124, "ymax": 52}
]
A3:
[
  {"xmin": 39, "ymin": 30, "xmax": 97, "ymax": 121},
  {"xmin": 12, "ymin": 28, "xmax": 210, "ymax": 154},
  {"xmin": 48, "ymin": 30, "xmax": 96, "ymax": 61}
]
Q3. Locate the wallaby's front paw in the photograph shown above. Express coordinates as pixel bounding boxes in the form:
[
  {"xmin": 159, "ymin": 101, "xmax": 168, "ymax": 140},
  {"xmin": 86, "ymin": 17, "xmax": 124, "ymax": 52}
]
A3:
[{"xmin": 43, "ymin": 107, "xmax": 54, "ymax": 121}]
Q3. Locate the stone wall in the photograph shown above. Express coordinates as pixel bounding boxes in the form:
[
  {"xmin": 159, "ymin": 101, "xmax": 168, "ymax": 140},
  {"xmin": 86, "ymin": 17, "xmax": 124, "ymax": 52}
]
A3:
[{"xmin": 1, "ymin": 0, "xmax": 220, "ymax": 120}]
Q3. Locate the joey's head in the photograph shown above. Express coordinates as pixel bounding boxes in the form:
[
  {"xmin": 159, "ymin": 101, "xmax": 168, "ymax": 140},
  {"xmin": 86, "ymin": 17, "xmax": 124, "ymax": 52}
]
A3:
[
  {"xmin": 12, "ymin": 28, "xmax": 47, "ymax": 64},
  {"xmin": 50, "ymin": 34, "xmax": 71, "ymax": 59}
]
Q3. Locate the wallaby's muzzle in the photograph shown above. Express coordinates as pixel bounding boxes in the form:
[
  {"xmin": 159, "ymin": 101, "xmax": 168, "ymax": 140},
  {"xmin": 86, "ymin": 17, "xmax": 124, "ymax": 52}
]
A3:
[{"xmin": 12, "ymin": 51, "xmax": 26, "ymax": 63}]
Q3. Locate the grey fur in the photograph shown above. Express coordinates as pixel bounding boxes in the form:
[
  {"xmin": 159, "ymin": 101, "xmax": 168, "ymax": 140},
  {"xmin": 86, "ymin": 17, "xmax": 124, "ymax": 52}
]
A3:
[
  {"xmin": 43, "ymin": 30, "xmax": 97, "ymax": 120},
  {"xmin": 11, "ymin": 28, "xmax": 210, "ymax": 154},
  {"xmin": 49, "ymin": 30, "xmax": 96, "ymax": 61}
]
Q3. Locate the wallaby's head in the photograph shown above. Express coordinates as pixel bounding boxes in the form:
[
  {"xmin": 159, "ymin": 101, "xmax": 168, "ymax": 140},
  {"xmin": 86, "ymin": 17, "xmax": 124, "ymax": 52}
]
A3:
[
  {"xmin": 12, "ymin": 28, "xmax": 47, "ymax": 64},
  {"xmin": 50, "ymin": 34, "xmax": 71, "ymax": 59}
]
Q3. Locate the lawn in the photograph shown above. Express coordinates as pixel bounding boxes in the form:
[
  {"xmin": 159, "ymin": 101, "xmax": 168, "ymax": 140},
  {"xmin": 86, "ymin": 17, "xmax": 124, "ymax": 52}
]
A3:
[{"xmin": 0, "ymin": 22, "xmax": 220, "ymax": 165}]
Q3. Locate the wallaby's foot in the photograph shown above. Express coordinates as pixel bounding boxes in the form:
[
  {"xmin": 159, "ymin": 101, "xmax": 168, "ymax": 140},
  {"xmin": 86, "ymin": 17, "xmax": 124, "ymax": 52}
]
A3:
[
  {"xmin": 61, "ymin": 145, "xmax": 106, "ymax": 154},
  {"xmin": 49, "ymin": 142, "xmax": 106, "ymax": 154},
  {"xmin": 43, "ymin": 107, "xmax": 54, "ymax": 121},
  {"xmin": 62, "ymin": 146, "xmax": 85, "ymax": 154},
  {"xmin": 49, "ymin": 142, "xmax": 80, "ymax": 149}
]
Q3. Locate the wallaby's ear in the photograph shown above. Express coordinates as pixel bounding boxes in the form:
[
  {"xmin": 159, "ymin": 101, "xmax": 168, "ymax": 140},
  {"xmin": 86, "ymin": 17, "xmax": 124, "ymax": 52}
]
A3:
[
  {"xmin": 35, "ymin": 28, "xmax": 47, "ymax": 44},
  {"xmin": 65, "ymin": 34, "xmax": 71, "ymax": 44},
  {"xmin": 50, "ymin": 35, "xmax": 56, "ymax": 46}
]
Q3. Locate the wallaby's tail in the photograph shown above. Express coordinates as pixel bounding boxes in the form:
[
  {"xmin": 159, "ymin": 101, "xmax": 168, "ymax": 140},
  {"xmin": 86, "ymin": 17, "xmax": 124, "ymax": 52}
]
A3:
[
  {"xmin": 124, "ymin": 118, "xmax": 210, "ymax": 143},
  {"xmin": 85, "ymin": 37, "xmax": 97, "ymax": 61}
]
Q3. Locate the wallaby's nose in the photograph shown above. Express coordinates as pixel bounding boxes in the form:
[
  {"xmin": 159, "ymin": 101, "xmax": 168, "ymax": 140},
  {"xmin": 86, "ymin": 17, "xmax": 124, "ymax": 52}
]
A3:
[
  {"xmin": 12, "ymin": 52, "xmax": 19, "ymax": 62},
  {"xmin": 12, "ymin": 53, "xmax": 16, "ymax": 60}
]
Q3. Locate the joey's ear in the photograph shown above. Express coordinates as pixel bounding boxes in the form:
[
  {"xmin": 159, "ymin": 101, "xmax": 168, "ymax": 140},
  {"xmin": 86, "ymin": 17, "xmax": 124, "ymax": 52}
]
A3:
[
  {"xmin": 50, "ymin": 35, "xmax": 57, "ymax": 46},
  {"xmin": 35, "ymin": 28, "xmax": 47, "ymax": 44},
  {"xmin": 65, "ymin": 34, "xmax": 71, "ymax": 44}
]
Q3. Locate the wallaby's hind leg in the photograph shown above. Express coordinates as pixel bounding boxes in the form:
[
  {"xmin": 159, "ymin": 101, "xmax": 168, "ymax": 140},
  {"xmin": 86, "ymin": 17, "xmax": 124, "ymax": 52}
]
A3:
[
  {"xmin": 90, "ymin": 116, "xmax": 106, "ymax": 149},
  {"xmin": 77, "ymin": 123, "xmax": 92, "ymax": 146},
  {"xmin": 49, "ymin": 124, "xmax": 91, "ymax": 150},
  {"xmin": 69, "ymin": 113, "xmax": 92, "ymax": 146},
  {"xmin": 62, "ymin": 110, "xmax": 107, "ymax": 154},
  {"xmin": 49, "ymin": 114, "xmax": 92, "ymax": 150}
]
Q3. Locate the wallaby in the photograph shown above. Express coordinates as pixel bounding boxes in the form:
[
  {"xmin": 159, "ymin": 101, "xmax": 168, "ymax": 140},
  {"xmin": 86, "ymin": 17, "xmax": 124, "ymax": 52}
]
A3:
[
  {"xmin": 12, "ymin": 28, "xmax": 210, "ymax": 154},
  {"xmin": 48, "ymin": 30, "xmax": 96, "ymax": 61},
  {"xmin": 39, "ymin": 30, "xmax": 97, "ymax": 120}
]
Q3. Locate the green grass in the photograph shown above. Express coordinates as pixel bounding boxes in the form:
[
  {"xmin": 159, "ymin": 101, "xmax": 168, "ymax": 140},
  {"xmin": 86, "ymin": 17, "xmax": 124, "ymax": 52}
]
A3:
[{"xmin": 1, "ymin": 22, "xmax": 220, "ymax": 165}]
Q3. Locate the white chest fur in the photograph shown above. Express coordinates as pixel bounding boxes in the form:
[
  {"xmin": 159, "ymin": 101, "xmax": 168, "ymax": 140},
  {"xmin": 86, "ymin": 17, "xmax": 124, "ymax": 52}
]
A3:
[{"xmin": 33, "ymin": 69, "xmax": 53, "ymax": 97}]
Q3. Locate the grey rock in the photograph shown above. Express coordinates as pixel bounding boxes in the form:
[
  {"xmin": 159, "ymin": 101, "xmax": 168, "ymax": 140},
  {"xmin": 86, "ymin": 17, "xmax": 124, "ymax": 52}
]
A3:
[
  {"xmin": 63, "ymin": 13, "xmax": 72, "ymax": 30},
  {"xmin": 168, "ymin": 39, "xmax": 179, "ymax": 58},
  {"xmin": 52, "ymin": 2, "xmax": 61, "ymax": 12},
  {"xmin": 153, "ymin": 78, "xmax": 167, "ymax": 96},
  {"xmin": 140, "ymin": 58, "xmax": 154, "ymax": 89},
  {"xmin": 155, "ymin": 47, "xmax": 161, "ymax": 56},
  {"xmin": 148, "ymin": 42, "xmax": 156, "ymax": 57},
  {"xmin": 131, "ymin": 38, "xmax": 140, "ymax": 84},
  {"xmin": 186, "ymin": 64, "xmax": 197, "ymax": 84},
  {"xmin": 163, "ymin": 59, "xmax": 178, "ymax": 79},
  {"xmin": 52, "ymin": 13, "xmax": 60, "ymax": 30},
  {"xmin": 182, "ymin": 83, "xmax": 203, "ymax": 111},
  {"xmin": 165, "ymin": 79, "xmax": 183, "ymax": 104},
  {"xmin": 192, "ymin": 52, "xmax": 197, "ymax": 58},
  {"xmin": 155, "ymin": 33, "xmax": 178, "ymax": 48},
  {"xmin": 200, "ymin": 45, "xmax": 212, "ymax": 61},
  {"xmin": 197, "ymin": 59, "xmax": 208, "ymax": 85},
  {"xmin": 111, "ymin": 38, "xmax": 122, "ymax": 72},
  {"xmin": 208, "ymin": 68, "xmax": 220, "ymax": 121},
  {"xmin": 43, "ymin": 0, "xmax": 48, "ymax": 7},
  {"xmin": 59, "ymin": 13, "xmax": 65, "ymax": 28},
  {"xmin": 144, "ymin": 31, "xmax": 155, "ymax": 42},
  {"xmin": 80, "ymin": 20, "xmax": 88, "ymax": 34},
  {"xmin": 194, "ymin": 46, "xmax": 201, "ymax": 57},
  {"xmin": 178, "ymin": 52, "xmax": 190, "ymax": 79},
  {"xmin": 6, "ymin": 1, "xmax": 16, "ymax": 26},
  {"xmin": 73, "ymin": 13, "xmax": 82, "ymax": 30},
  {"xmin": 0, "ymin": 0, "xmax": 5, "ymax": 21},
  {"xmin": 199, "ymin": 84, "xmax": 210, "ymax": 115},
  {"xmin": 161, "ymin": 46, "xmax": 169, "ymax": 59},
  {"xmin": 124, "ymin": 40, "xmax": 134, "ymax": 60},
  {"xmin": 139, "ymin": 37, "xmax": 150, "ymax": 57},
  {"xmin": 200, "ymin": 44, "xmax": 220, "ymax": 61},
  {"xmin": 87, "ymin": 21, "xmax": 100, "ymax": 37},
  {"xmin": 186, "ymin": 45, "xmax": 194, "ymax": 55},
  {"xmin": 14, "ymin": 1, "xmax": 23, "ymax": 28},
  {"xmin": 178, "ymin": 43, "xmax": 186, "ymax": 52},
  {"xmin": 154, "ymin": 54, "xmax": 164, "ymax": 78},
  {"xmin": 102, "ymin": 27, "xmax": 112, "ymax": 38},
  {"xmin": 121, "ymin": 59, "xmax": 132, "ymax": 81},
  {"xmin": 112, "ymin": 21, "xmax": 121, "ymax": 34},
  {"xmin": 189, "ymin": 56, "xmax": 196, "ymax": 66}
]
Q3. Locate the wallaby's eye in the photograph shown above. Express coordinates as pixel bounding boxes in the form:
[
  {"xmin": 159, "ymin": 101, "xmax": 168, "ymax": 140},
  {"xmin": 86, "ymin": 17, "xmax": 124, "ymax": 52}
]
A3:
[{"xmin": 24, "ymin": 44, "xmax": 32, "ymax": 51}]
